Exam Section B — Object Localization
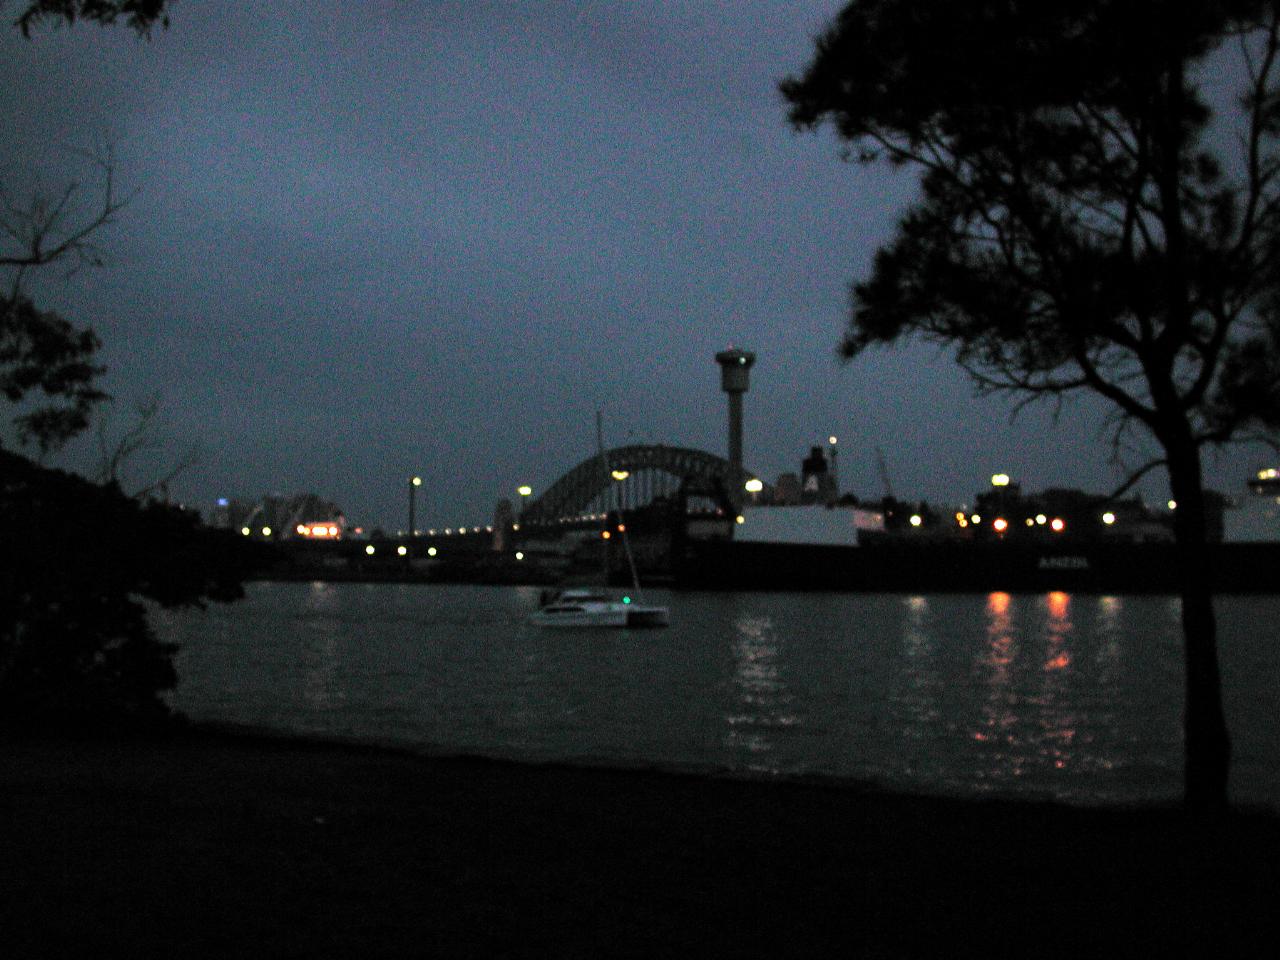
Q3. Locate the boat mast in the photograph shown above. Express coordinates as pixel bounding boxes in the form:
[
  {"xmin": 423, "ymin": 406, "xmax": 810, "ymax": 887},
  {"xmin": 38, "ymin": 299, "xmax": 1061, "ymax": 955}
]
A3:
[
  {"xmin": 596, "ymin": 411, "xmax": 643, "ymax": 594},
  {"xmin": 596, "ymin": 411, "xmax": 610, "ymax": 586}
]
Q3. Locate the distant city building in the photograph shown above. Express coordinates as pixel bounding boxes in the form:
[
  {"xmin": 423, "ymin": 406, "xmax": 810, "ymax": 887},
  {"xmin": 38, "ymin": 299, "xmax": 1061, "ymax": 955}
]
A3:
[
  {"xmin": 1248, "ymin": 466, "xmax": 1280, "ymax": 497},
  {"xmin": 773, "ymin": 473, "xmax": 801, "ymax": 506},
  {"xmin": 800, "ymin": 446, "xmax": 837, "ymax": 505},
  {"xmin": 492, "ymin": 499, "xmax": 515, "ymax": 552},
  {"xmin": 735, "ymin": 504, "xmax": 884, "ymax": 546},
  {"xmin": 213, "ymin": 493, "xmax": 348, "ymax": 540},
  {"xmin": 967, "ymin": 478, "xmax": 1184, "ymax": 544},
  {"xmin": 1225, "ymin": 466, "xmax": 1280, "ymax": 542}
]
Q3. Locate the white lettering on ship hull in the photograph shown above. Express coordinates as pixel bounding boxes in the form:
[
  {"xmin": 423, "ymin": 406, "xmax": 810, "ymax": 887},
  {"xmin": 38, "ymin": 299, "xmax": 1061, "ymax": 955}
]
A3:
[{"xmin": 1038, "ymin": 556, "xmax": 1090, "ymax": 570}]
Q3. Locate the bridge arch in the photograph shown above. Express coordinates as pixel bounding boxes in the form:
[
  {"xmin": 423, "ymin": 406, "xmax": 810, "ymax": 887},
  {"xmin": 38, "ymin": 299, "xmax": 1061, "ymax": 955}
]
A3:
[{"xmin": 521, "ymin": 444, "xmax": 768, "ymax": 524}]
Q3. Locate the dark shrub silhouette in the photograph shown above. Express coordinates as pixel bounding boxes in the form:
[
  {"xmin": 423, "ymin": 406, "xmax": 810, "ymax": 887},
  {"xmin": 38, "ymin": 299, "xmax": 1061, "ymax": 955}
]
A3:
[{"xmin": 0, "ymin": 448, "xmax": 260, "ymax": 723}]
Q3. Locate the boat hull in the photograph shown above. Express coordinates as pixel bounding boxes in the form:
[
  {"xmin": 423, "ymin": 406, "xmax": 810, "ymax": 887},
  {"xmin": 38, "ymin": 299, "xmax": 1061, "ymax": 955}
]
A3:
[
  {"xmin": 529, "ymin": 600, "xmax": 669, "ymax": 628},
  {"xmin": 674, "ymin": 538, "xmax": 1280, "ymax": 593}
]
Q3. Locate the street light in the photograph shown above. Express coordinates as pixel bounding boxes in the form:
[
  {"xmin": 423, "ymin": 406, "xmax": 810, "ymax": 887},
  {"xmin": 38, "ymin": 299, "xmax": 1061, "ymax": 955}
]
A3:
[
  {"xmin": 408, "ymin": 476, "xmax": 422, "ymax": 541},
  {"xmin": 828, "ymin": 435, "xmax": 839, "ymax": 498}
]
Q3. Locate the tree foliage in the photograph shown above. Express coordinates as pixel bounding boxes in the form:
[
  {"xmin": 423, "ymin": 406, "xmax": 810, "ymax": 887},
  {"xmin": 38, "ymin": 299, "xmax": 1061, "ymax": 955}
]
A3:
[
  {"xmin": 1, "ymin": 4, "xmax": 171, "ymax": 450},
  {"xmin": 0, "ymin": 143, "xmax": 126, "ymax": 450},
  {"xmin": 0, "ymin": 449, "xmax": 261, "ymax": 723},
  {"xmin": 0, "ymin": 294, "xmax": 105, "ymax": 450},
  {"xmin": 784, "ymin": 0, "xmax": 1280, "ymax": 453},
  {"xmin": 0, "ymin": 0, "xmax": 256, "ymax": 727},
  {"xmin": 10, "ymin": 0, "xmax": 169, "ymax": 36},
  {"xmin": 783, "ymin": 0, "xmax": 1280, "ymax": 810},
  {"xmin": 93, "ymin": 393, "xmax": 201, "ymax": 497}
]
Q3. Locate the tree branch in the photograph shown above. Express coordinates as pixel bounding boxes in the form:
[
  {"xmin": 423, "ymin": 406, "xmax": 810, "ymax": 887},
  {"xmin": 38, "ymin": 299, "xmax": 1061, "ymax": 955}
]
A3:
[
  {"xmin": 1099, "ymin": 456, "xmax": 1169, "ymax": 503},
  {"xmin": 0, "ymin": 145, "xmax": 131, "ymax": 294}
]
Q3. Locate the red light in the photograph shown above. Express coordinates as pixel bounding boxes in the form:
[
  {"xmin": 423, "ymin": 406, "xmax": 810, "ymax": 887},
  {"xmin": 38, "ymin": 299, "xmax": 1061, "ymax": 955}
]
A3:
[
  {"xmin": 993, "ymin": 518, "xmax": 1009, "ymax": 533},
  {"xmin": 1045, "ymin": 652, "xmax": 1070, "ymax": 671},
  {"xmin": 1051, "ymin": 518, "xmax": 1066, "ymax": 532}
]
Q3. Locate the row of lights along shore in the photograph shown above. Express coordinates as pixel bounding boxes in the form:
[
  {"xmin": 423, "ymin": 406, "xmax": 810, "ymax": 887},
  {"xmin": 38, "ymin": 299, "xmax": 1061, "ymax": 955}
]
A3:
[
  {"xmin": 362, "ymin": 544, "xmax": 442, "ymax": 558},
  {"xmin": 939, "ymin": 472, "xmax": 1177, "ymax": 535},
  {"xmin": 242, "ymin": 463, "xmax": 1192, "ymax": 545},
  {"xmin": 953, "ymin": 511, "xmax": 1069, "ymax": 532}
]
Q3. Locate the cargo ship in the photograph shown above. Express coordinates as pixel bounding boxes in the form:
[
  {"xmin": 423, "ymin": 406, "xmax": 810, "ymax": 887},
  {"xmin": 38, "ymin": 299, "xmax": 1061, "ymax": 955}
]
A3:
[{"xmin": 673, "ymin": 464, "xmax": 1280, "ymax": 595}]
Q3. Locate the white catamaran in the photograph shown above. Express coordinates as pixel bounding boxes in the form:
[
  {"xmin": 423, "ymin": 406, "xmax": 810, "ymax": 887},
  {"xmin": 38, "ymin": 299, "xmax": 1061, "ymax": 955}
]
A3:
[{"xmin": 529, "ymin": 415, "xmax": 670, "ymax": 629}]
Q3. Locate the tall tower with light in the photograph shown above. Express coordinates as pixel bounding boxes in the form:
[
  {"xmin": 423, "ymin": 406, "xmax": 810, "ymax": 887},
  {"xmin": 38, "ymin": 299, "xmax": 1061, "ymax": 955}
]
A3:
[{"xmin": 715, "ymin": 347, "xmax": 755, "ymax": 504}]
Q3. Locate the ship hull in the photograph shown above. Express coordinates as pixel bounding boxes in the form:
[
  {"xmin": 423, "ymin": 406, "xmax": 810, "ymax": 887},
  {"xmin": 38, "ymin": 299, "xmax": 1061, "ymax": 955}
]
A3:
[{"xmin": 674, "ymin": 539, "xmax": 1280, "ymax": 594}]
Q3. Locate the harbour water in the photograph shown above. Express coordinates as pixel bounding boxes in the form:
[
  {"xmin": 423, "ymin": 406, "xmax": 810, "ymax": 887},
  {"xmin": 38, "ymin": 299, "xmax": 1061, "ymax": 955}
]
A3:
[{"xmin": 154, "ymin": 583, "xmax": 1280, "ymax": 809}]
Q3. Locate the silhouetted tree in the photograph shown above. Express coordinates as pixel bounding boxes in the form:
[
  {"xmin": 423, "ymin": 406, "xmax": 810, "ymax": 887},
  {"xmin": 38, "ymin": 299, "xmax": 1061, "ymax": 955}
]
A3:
[
  {"xmin": 10, "ymin": 0, "xmax": 169, "ymax": 36},
  {"xmin": 0, "ymin": 294, "xmax": 105, "ymax": 451},
  {"xmin": 93, "ymin": 393, "xmax": 202, "ymax": 498},
  {"xmin": 2, "ymin": 1, "xmax": 172, "ymax": 448},
  {"xmin": 783, "ymin": 0, "xmax": 1280, "ymax": 812},
  {"xmin": 0, "ymin": 449, "xmax": 259, "ymax": 722},
  {"xmin": 0, "ymin": 0, "xmax": 251, "ymax": 725}
]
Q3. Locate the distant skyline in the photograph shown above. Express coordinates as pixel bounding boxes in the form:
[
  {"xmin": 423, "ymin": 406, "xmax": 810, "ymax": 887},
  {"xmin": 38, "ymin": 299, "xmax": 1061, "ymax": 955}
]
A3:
[{"xmin": 3, "ymin": 2, "xmax": 1272, "ymax": 528}]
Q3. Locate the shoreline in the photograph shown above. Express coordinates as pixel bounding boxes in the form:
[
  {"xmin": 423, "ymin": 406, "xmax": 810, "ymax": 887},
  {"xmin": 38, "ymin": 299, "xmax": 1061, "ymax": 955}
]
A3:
[
  {"xmin": 144, "ymin": 717, "xmax": 1220, "ymax": 812},
  {"xmin": 3, "ymin": 721, "xmax": 1278, "ymax": 957}
]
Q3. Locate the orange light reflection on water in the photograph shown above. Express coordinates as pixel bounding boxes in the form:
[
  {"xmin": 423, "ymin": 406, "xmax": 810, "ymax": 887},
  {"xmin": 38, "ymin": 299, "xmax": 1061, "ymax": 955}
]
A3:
[
  {"xmin": 973, "ymin": 591, "xmax": 1082, "ymax": 776},
  {"xmin": 974, "ymin": 592, "xmax": 1017, "ymax": 747},
  {"xmin": 1047, "ymin": 590, "xmax": 1070, "ymax": 621},
  {"xmin": 1043, "ymin": 591, "xmax": 1073, "ymax": 672},
  {"xmin": 1039, "ymin": 591, "xmax": 1077, "ymax": 770}
]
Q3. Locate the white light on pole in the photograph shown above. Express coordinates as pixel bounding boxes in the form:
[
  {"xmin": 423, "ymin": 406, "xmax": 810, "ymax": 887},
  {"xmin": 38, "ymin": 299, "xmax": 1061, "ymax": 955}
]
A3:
[{"xmin": 409, "ymin": 476, "xmax": 422, "ymax": 538}]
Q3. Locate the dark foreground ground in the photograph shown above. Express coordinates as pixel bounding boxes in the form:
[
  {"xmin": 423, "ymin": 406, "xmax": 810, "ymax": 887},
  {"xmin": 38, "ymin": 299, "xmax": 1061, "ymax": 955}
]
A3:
[{"xmin": 2, "ymin": 726, "xmax": 1277, "ymax": 959}]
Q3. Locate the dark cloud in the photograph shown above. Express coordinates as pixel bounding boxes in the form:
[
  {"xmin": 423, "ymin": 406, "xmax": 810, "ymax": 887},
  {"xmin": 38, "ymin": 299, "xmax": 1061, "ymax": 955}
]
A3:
[{"xmin": 2, "ymin": 2, "xmax": 1264, "ymax": 527}]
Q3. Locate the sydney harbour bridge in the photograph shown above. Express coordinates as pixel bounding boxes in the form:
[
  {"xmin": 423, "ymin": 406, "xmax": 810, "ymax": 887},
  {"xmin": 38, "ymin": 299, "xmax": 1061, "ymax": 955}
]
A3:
[
  {"xmin": 231, "ymin": 349, "xmax": 768, "ymax": 542},
  {"xmin": 518, "ymin": 444, "xmax": 768, "ymax": 527},
  {"xmin": 519, "ymin": 348, "xmax": 766, "ymax": 528}
]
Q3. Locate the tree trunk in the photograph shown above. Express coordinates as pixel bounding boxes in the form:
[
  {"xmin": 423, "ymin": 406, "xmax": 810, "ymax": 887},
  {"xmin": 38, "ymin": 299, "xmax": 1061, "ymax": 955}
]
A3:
[{"xmin": 1166, "ymin": 436, "xmax": 1231, "ymax": 814}]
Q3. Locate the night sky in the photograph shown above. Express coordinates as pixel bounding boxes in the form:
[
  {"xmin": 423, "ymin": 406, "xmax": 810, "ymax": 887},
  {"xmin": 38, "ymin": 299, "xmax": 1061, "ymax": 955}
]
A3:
[{"xmin": 3, "ymin": 2, "xmax": 1268, "ymax": 529}]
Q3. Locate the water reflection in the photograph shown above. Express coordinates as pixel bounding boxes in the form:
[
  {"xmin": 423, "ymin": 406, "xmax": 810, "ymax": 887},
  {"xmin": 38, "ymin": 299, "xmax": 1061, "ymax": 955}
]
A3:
[
  {"xmin": 159, "ymin": 583, "xmax": 1258, "ymax": 806},
  {"xmin": 973, "ymin": 592, "xmax": 1017, "ymax": 748},
  {"xmin": 903, "ymin": 595, "xmax": 932, "ymax": 657},
  {"xmin": 300, "ymin": 583, "xmax": 347, "ymax": 713},
  {"xmin": 1095, "ymin": 596, "xmax": 1123, "ymax": 675},
  {"xmin": 895, "ymin": 595, "xmax": 943, "ymax": 744},
  {"xmin": 1038, "ymin": 591, "xmax": 1078, "ymax": 772},
  {"xmin": 968, "ymin": 591, "xmax": 1084, "ymax": 784},
  {"xmin": 1043, "ymin": 591, "xmax": 1073, "ymax": 672},
  {"xmin": 724, "ymin": 613, "xmax": 799, "ymax": 766}
]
